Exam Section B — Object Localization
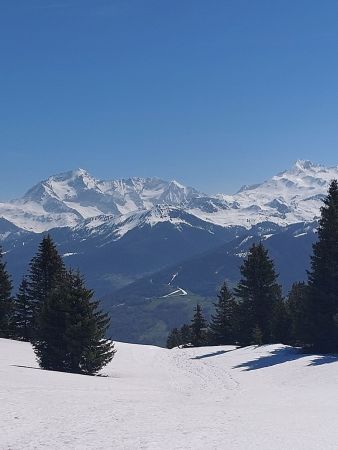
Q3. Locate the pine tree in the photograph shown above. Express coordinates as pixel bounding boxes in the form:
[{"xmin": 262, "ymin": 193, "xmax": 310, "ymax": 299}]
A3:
[
  {"xmin": 208, "ymin": 282, "xmax": 237, "ymax": 345},
  {"xmin": 234, "ymin": 242, "xmax": 282, "ymax": 345},
  {"xmin": 180, "ymin": 323, "xmax": 192, "ymax": 347},
  {"xmin": 166, "ymin": 327, "xmax": 181, "ymax": 349},
  {"xmin": 33, "ymin": 269, "xmax": 116, "ymax": 375},
  {"xmin": 271, "ymin": 298, "xmax": 290, "ymax": 344},
  {"xmin": 13, "ymin": 278, "xmax": 33, "ymax": 341},
  {"xmin": 286, "ymin": 282, "xmax": 309, "ymax": 346},
  {"xmin": 252, "ymin": 324, "xmax": 263, "ymax": 345},
  {"xmin": 26, "ymin": 235, "xmax": 65, "ymax": 333},
  {"xmin": 306, "ymin": 180, "xmax": 338, "ymax": 352},
  {"xmin": 0, "ymin": 246, "xmax": 14, "ymax": 338},
  {"xmin": 190, "ymin": 304, "xmax": 207, "ymax": 347}
]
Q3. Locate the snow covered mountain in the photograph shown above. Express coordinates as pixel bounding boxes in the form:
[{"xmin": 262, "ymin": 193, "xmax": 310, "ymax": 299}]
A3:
[
  {"xmin": 0, "ymin": 170, "xmax": 202, "ymax": 232},
  {"xmin": 189, "ymin": 160, "xmax": 338, "ymax": 227},
  {"xmin": 0, "ymin": 160, "xmax": 336, "ymax": 233}
]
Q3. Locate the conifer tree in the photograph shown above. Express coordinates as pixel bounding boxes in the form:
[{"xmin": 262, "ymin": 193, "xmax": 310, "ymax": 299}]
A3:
[
  {"xmin": 306, "ymin": 180, "xmax": 338, "ymax": 351},
  {"xmin": 234, "ymin": 242, "xmax": 282, "ymax": 345},
  {"xmin": 271, "ymin": 297, "xmax": 290, "ymax": 344},
  {"xmin": 33, "ymin": 269, "xmax": 116, "ymax": 375},
  {"xmin": 0, "ymin": 247, "xmax": 13, "ymax": 338},
  {"xmin": 166, "ymin": 327, "xmax": 181, "ymax": 349},
  {"xmin": 190, "ymin": 304, "xmax": 207, "ymax": 347},
  {"xmin": 251, "ymin": 324, "xmax": 263, "ymax": 345},
  {"xmin": 180, "ymin": 323, "xmax": 192, "ymax": 346},
  {"xmin": 209, "ymin": 282, "xmax": 237, "ymax": 345},
  {"xmin": 13, "ymin": 278, "xmax": 33, "ymax": 341},
  {"xmin": 26, "ymin": 235, "xmax": 65, "ymax": 332},
  {"xmin": 286, "ymin": 282, "xmax": 309, "ymax": 346}
]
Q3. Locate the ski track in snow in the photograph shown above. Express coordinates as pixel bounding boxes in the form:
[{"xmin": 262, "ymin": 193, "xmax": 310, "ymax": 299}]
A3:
[{"xmin": 2, "ymin": 338, "xmax": 338, "ymax": 449}]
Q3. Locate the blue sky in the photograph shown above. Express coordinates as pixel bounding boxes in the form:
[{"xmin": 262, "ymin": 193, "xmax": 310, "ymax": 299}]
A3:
[{"xmin": 1, "ymin": 0, "xmax": 338, "ymax": 199}]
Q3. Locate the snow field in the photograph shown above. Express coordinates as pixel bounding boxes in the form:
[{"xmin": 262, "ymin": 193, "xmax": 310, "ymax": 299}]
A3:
[{"xmin": 1, "ymin": 338, "xmax": 338, "ymax": 449}]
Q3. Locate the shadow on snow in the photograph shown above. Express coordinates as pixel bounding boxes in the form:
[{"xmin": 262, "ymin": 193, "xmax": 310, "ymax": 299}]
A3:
[
  {"xmin": 233, "ymin": 346, "xmax": 338, "ymax": 371},
  {"xmin": 190, "ymin": 348, "xmax": 238, "ymax": 360}
]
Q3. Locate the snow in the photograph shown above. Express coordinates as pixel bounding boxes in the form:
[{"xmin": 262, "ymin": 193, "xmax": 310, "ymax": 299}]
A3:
[
  {"xmin": 1, "ymin": 160, "xmax": 338, "ymax": 234},
  {"xmin": 2, "ymin": 338, "xmax": 338, "ymax": 449},
  {"xmin": 168, "ymin": 272, "xmax": 179, "ymax": 284},
  {"xmin": 161, "ymin": 287, "xmax": 187, "ymax": 297},
  {"xmin": 206, "ymin": 159, "xmax": 338, "ymax": 229}
]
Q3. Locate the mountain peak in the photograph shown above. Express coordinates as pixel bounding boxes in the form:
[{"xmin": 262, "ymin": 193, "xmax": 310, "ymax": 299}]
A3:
[
  {"xmin": 48, "ymin": 168, "xmax": 94, "ymax": 182},
  {"xmin": 70, "ymin": 168, "xmax": 91, "ymax": 178},
  {"xmin": 292, "ymin": 160, "xmax": 317, "ymax": 171}
]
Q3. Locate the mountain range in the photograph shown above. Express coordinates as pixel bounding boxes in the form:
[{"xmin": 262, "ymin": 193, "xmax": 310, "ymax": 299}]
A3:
[
  {"xmin": 0, "ymin": 160, "xmax": 336, "ymax": 345},
  {"xmin": 1, "ymin": 159, "xmax": 335, "ymax": 233}
]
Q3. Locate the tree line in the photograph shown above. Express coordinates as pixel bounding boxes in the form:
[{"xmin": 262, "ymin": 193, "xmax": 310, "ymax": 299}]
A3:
[
  {"xmin": 0, "ymin": 235, "xmax": 115, "ymax": 375},
  {"xmin": 167, "ymin": 180, "xmax": 338, "ymax": 354}
]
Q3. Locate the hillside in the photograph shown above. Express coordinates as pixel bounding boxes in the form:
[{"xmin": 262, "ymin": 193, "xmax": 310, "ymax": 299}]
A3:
[{"xmin": 2, "ymin": 338, "xmax": 338, "ymax": 449}]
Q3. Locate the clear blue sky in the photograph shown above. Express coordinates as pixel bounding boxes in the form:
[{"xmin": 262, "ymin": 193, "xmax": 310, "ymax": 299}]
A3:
[{"xmin": 1, "ymin": 0, "xmax": 338, "ymax": 199}]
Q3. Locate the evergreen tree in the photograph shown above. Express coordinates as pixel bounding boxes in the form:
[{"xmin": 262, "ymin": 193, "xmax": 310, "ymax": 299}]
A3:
[
  {"xmin": 286, "ymin": 282, "xmax": 309, "ymax": 346},
  {"xmin": 26, "ymin": 235, "xmax": 65, "ymax": 333},
  {"xmin": 234, "ymin": 242, "xmax": 282, "ymax": 345},
  {"xmin": 306, "ymin": 180, "xmax": 338, "ymax": 351},
  {"xmin": 13, "ymin": 278, "xmax": 33, "ymax": 341},
  {"xmin": 251, "ymin": 324, "xmax": 263, "ymax": 345},
  {"xmin": 271, "ymin": 298, "xmax": 290, "ymax": 344},
  {"xmin": 166, "ymin": 327, "xmax": 181, "ymax": 349},
  {"xmin": 208, "ymin": 282, "xmax": 237, "ymax": 345},
  {"xmin": 190, "ymin": 304, "xmax": 207, "ymax": 347},
  {"xmin": 167, "ymin": 323, "xmax": 193, "ymax": 349},
  {"xmin": 0, "ymin": 247, "xmax": 13, "ymax": 338},
  {"xmin": 33, "ymin": 270, "xmax": 116, "ymax": 375},
  {"xmin": 180, "ymin": 323, "xmax": 192, "ymax": 347}
]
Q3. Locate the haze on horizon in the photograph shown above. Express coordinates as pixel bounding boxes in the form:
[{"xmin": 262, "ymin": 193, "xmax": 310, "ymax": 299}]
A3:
[{"xmin": 1, "ymin": 0, "xmax": 338, "ymax": 199}]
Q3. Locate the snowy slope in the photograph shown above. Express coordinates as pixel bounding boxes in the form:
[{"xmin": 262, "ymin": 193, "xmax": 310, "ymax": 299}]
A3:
[
  {"xmin": 2, "ymin": 338, "xmax": 338, "ymax": 449},
  {"xmin": 75, "ymin": 204, "xmax": 226, "ymax": 241}
]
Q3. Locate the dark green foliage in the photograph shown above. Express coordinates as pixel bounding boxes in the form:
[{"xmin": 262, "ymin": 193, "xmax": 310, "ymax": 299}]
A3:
[
  {"xmin": 234, "ymin": 243, "xmax": 283, "ymax": 345},
  {"xmin": 305, "ymin": 180, "xmax": 338, "ymax": 351},
  {"xmin": 33, "ymin": 270, "xmax": 116, "ymax": 375},
  {"xmin": 26, "ymin": 235, "xmax": 65, "ymax": 330},
  {"xmin": 286, "ymin": 282, "xmax": 309, "ymax": 346},
  {"xmin": 208, "ymin": 282, "xmax": 237, "ymax": 345},
  {"xmin": 13, "ymin": 278, "xmax": 33, "ymax": 341},
  {"xmin": 0, "ymin": 247, "xmax": 14, "ymax": 338},
  {"xmin": 251, "ymin": 325, "xmax": 263, "ymax": 345},
  {"xmin": 166, "ymin": 323, "xmax": 192, "ymax": 349},
  {"xmin": 166, "ymin": 327, "xmax": 181, "ymax": 349},
  {"xmin": 180, "ymin": 323, "xmax": 192, "ymax": 346},
  {"xmin": 271, "ymin": 298, "xmax": 290, "ymax": 344},
  {"xmin": 190, "ymin": 304, "xmax": 207, "ymax": 347}
]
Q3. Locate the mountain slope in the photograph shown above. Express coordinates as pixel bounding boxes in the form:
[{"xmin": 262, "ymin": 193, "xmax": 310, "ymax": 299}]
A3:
[
  {"xmin": 2, "ymin": 209, "xmax": 244, "ymax": 296},
  {"xmin": 106, "ymin": 221, "xmax": 317, "ymax": 345}
]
